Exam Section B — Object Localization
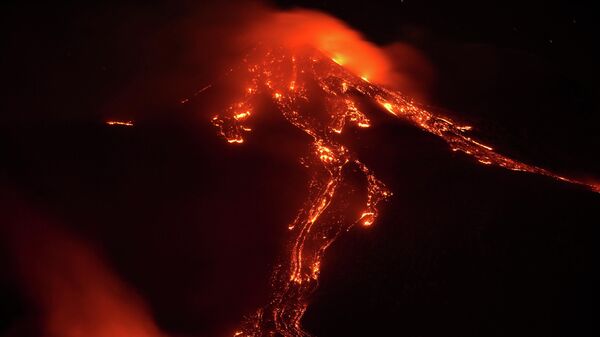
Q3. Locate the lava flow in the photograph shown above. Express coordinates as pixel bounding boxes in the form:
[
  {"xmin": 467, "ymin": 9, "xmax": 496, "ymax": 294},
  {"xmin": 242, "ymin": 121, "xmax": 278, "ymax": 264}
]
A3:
[
  {"xmin": 106, "ymin": 120, "xmax": 135, "ymax": 127},
  {"xmin": 204, "ymin": 10, "xmax": 599, "ymax": 337}
]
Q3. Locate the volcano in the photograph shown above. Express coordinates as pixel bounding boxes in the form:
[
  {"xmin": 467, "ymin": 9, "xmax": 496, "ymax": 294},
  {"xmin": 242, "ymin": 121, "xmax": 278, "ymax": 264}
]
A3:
[
  {"xmin": 207, "ymin": 44, "xmax": 598, "ymax": 336},
  {"xmin": 2, "ymin": 3, "xmax": 599, "ymax": 337}
]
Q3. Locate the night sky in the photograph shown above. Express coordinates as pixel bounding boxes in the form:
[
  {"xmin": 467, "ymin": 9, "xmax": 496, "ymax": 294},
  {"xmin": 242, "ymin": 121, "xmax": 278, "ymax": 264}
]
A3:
[{"xmin": 1, "ymin": 1, "xmax": 599, "ymax": 337}]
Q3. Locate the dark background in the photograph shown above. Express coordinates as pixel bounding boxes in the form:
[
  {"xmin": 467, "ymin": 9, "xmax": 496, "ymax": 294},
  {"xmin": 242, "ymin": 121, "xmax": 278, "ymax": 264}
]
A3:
[{"xmin": 1, "ymin": 1, "xmax": 598, "ymax": 336}]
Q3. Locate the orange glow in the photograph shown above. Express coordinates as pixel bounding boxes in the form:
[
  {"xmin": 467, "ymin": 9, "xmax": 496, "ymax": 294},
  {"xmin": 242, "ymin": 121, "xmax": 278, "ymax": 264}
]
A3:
[
  {"xmin": 234, "ymin": 111, "xmax": 251, "ymax": 120},
  {"xmin": 243, "ymin": 9, "xmax": 395, "ymax": 85},
  {"xmin": 331, "ymin": 56, "xmax": 345, "ymax": 65},
  {"xmin": 106, "ymin": 120, "xmax": 134, "ymax": 126},
  {"xmin": 13, "ymin": 225, "xmax": 163, "ymax": 337},
  {"xmin": 381, "ymin": 101, "xmax": 395, "ymax": 114},
  {"xmin": 360, "ymin": 212, "xmax": 375, "ymax": 226},
  {"xmin": 341, "ymin": 81, "xmax": 349, "ymax": 92}
]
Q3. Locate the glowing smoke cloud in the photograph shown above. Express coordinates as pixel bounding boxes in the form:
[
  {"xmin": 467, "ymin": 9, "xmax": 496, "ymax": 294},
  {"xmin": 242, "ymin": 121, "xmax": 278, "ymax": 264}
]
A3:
[
  {"xmin": 204, "ymin": 9, "xmax": 599, "ymax": 337},
  {"xmin": 10, "ymin": 221, "xmax": 164, "ymax": 337}
]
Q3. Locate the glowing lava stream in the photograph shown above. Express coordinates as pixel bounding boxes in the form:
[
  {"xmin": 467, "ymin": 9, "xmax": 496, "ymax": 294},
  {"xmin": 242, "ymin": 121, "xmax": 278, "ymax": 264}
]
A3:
[{"xmin": 209, "ymin": 46, "xmax": 598, "ymax": 337}]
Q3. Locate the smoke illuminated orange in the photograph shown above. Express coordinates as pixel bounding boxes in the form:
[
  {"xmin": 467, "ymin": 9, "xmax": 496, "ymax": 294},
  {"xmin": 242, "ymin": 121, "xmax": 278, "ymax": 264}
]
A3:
[
  {"xmin": 241, "ymin": 9, "xmax": 395, "ymax": 86},
  {"xmin": 12, "ymin": 224, "xmax": 164, "ymax": 337}
]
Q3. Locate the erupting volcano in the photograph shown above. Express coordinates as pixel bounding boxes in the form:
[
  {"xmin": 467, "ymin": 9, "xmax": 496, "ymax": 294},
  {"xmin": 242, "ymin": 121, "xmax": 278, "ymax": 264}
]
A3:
[
  {"xmin": 200, "ymin": 9, "xmax": 600, "ymax": 337},
  {"xmin": 2, "ymin": 2, "xmax": 599, "ymax": 337}
]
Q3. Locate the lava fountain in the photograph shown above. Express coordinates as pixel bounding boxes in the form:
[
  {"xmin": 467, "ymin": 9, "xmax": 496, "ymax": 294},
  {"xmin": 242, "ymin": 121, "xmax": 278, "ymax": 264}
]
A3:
[{"xmin": 198, "ymin": 9, "xmax": 599, "ymax": 337}]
